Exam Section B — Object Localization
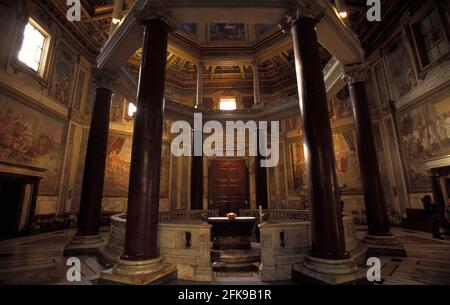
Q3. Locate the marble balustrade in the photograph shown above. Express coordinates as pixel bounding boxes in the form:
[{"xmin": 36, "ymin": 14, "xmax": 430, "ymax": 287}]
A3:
[
  {"xmin": 98, "ymin": 211, "xmax": 358, "ymax": 282},
  {"xmin": 98, "ymin": 213, "xmax": 213, "ymax": 281},
  {"xmin": 258, "ymin": 215, "xmax": 359, "ymax": 281}
]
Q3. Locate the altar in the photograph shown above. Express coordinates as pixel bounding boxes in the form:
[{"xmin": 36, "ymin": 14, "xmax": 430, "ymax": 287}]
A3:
[
  {"xmin": 207, "ymin": 216, "xmax": 259, "ymax": 268},
  {"xmin": 207, "ymin": 216, "xmax": 256, "ymax": 250}
]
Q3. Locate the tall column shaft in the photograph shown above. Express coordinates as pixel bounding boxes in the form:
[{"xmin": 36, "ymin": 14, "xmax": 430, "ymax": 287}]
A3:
[
  {"xmin": 76, "ymin": 70, "xmax": 116, "ymax": 236},
  {"xmin": 292, "ymin": 17, "xmax": 347, "ymax": 259},
  {"xmin": 195, "ymin": 62, "xmax": 204, "ymax": 110},
  {"xmin": 191, "ymin": 129, "xmax": 203, "ymax": 210},
  {"xmin": 123, "ymin": 19, "xmax": 168, "ymax": 260},
  {"xmin": 252, "ymin": 60, "xmax": 261, "ymax": 107},
  {"xmin": 255, "ymin": 129, "xmax": 268, "ymax": 209},
  {"xmin": 344, "ymin": 65, "xmax": 391, "ymax": 236}
]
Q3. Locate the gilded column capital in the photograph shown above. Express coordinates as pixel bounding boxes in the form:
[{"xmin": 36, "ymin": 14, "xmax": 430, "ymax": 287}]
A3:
[
  {"xmin": 342, "ymin": 64, "xmax": 368, "ymax": 86},
  {"xmin": 92, "ymin": 68, "xmax": 119, "ymax": 91},
  {"xmin": 279, "ymin": 0, "xmax": 325, "ymax": 33}
]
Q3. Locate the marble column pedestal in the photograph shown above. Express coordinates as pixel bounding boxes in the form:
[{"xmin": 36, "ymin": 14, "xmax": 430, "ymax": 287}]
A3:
[
  {"xmin": 99, "ymin": 256, "xmax": 177, "ymax": 285},
  {"xmin": 363, "ymin": 234, "xmax": 407, "ymax": 257},
  {"xmin": 292, "ymin": 255, "xmax": 367, "ymax": 285},
  {"xmin": 63, "ymin": 234, "xmax": 103, "ymax": 256}
]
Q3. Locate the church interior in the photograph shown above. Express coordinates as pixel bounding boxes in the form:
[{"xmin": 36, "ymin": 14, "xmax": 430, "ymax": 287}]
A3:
[{"xmin": 0, "ymin": 0, "xmax": 450, "ymax": 286}]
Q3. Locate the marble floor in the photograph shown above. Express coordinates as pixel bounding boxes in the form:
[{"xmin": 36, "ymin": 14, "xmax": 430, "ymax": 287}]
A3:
[{"xmin": 0, "ymin": 226, "xmax": 449, "ymax": 285}]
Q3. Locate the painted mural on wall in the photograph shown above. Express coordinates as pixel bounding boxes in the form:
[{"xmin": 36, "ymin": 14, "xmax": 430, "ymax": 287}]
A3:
[
  {"xmin": 333, "ymin": 86, "xmax": 353, "ymax": 120},
  {"xmin": 256, "ymin": 24, "xmax": 274, "ymax": 37},
  {"xmin": 103, "ymin": 134, "xmax": 132, "ymax": 197},
  {"xmin": 398, "ymin": 95, "xmax": 450, "ymax": 190},
  {"xmin": 383, "ymin": 35, "xmax": 417, "ymax": 101},
  {"xmin": 373, "ymin": 61, "xmax": 390, "ymax": 108},
  {"xmin": 160, "ymin": 143, "xmax": 170, "ymax": 198},
  {"xmin": 333, "ymin": 130, "xmax": 362, "ymax": 193},
  {"xmin": 103, "ymin": 133, "xmax": 171, "ymax": 198},
  {"xmin": 0, "ymin": 96, "xmax": 64, "ymax": 194},
  {"xmin": 179, "ymin": 23, "xmax": 197, "ymax": 35},
  {"xmin": 72, "ymin": 69, "xmax": 87, "ymax": 111},
  {"xmin": 289, "ymin": 140, "xmax": 307, "ymax": 194},
  {"xmin": 210, "ymin": 23, "xmax": 245, "ymax": 41},
  {"xmin": 110, "ymin": 94, "xmax": 125, "ymax": 123},
  {"xmin": 365, "ymin": 70, "xmax": 379, "ymax": 114},
  {"xmin": 49, "ymin": 42, "xmax": 76, "ymax": 106}
]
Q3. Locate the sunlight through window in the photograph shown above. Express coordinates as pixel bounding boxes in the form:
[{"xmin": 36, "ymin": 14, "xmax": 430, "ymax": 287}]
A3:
[
  {"xmin": 18, "ymin": 20, "xmax": 48, "ymax": 72},
  {"xmin": 219, "ymin": 98, "xmax": 237, "ymax": 111},
  {"xmin": 128, "ymin": 102, "xmax": 137, "ymax": 117}
]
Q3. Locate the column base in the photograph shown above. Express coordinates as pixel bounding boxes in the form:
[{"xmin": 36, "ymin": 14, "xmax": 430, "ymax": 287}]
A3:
[
  {"xmin": 363, "ymin": 234, "xmax": 407, "ymax": 257},
  {"xmin": 63, "ymin": 234, "xmax": 103, "ymax": 256},
  {"xmin": 252, "ymin": 103, "xmax": 263, "ymax": 109},
  {"xmin": 99, "ymin": 256, "xmax": 177, "ymax": 285},
  {"xmin": 292, "ymin": 255, "xmax": 367, "ymax": 285}
]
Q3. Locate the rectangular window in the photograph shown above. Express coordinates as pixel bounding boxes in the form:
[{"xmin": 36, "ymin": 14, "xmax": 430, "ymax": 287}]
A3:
[
  {"xmin": 18, "ymin": 18, "xmax": 50, "ymax": 76},
  {"xmin": 413, "ymin": 9, "xmax": 450, "ymax": 67},
  {"xmin": 219, "ymin": 98, "xmax": 237, "ymax": 111}
]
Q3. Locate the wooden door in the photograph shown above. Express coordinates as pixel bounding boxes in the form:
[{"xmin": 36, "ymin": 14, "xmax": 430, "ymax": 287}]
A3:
[{"xmin": 208, "ymin": 160, "xmax": 248, "ymax": 215}]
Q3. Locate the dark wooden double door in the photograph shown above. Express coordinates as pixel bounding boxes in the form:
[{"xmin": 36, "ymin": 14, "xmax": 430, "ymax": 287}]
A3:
[{"xmin": 208, "ymin": 160, "xmax": 249, "ymax": 215}]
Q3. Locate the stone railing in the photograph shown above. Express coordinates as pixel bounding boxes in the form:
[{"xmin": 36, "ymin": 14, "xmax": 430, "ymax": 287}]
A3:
[
  {"xmin": 267, "ymin": 209, "xmax": 310, "ymax": 222},
  {"xmin": 98, "ymin": 213, "xmax": 213, "ymax": 282},
  {"xmin": 99, "ymin": 211, "xmax": 357, "ymax": 282},
  {"xmin": 159, "ymin": 209, "xmax": 219, "ymax": 222},
  {"xmin": 258, "ymin": 214, "xmax": 358, "ymax": 281},
  {"xmin": 259, "ymin": 222, "xmax": 310, "ymax": 281},
  {"xmin": 238, "ymin": 209, "xmax": 310, "ymax": 222}
]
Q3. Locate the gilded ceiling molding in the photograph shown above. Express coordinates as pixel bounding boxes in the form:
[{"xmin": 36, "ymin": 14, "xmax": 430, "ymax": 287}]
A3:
[
  {"xmin": 134, "ymin": 2, "xmax": 177, "ymax": 31},
  {"xmin": 279, "ymin": 0, "xmax": 326, "ymax": 33},
  {"xmin": 342, "ymin": 63, "xmax": 368, "ymax": 86},
  {"xmin": 92, "ymin": 68, "xmax": 120, "ymax": 91}
]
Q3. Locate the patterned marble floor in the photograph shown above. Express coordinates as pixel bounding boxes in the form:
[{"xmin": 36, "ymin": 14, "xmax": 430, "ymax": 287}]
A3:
[{"xmin": 0, "ymin": 226, "xmax": 449, "ymax": 285}]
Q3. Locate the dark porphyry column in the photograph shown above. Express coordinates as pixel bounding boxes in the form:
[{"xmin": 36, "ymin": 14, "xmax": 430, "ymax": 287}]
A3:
[
  {"xmin": 121, "ymin": 17, "xmax": 169, "ymax": 261},
  {"xmin": 255, "ymin": 128, "xmax": 268, "ymax": 209},
  {"xmin": 343, "ymin": 65, "xmax": 406, "ymax": 257},
  {"xmin": 65, "ymin": 68, "xmax": 117, "ymax": 255},
  {"xmin": 344, "ymin": 65, "xmax": 391, "ymax": 237},
  {"xmin": 191, "ymin": 127, "xmax": 204, "ymax": 210},
  {"xmin": 289, "ymin": 8, "xmax": 348, "ymax": 260}
]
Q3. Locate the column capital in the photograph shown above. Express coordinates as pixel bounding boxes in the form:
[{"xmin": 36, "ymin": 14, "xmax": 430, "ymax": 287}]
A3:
[
  {"xmin": 280, "ymin": 0, "xmax": 325, "ymax": 33},
  {"xmin": 92, "ymin": 68, "xmax": 119, "ymax": 91},
  {"xmin": 134, "ymin": 3, "xmax": 176, "ymax": 31},
  {"xmin": 197, "ymin": 61, "xmax": 204, "ymax": 69},
  {"xmin": 251, "ymin": 59, "xmax": 259, "ymax": 68},
  {"xmin": 342, "ymin": 64, "xmax": 368, "ymax": 86}
]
